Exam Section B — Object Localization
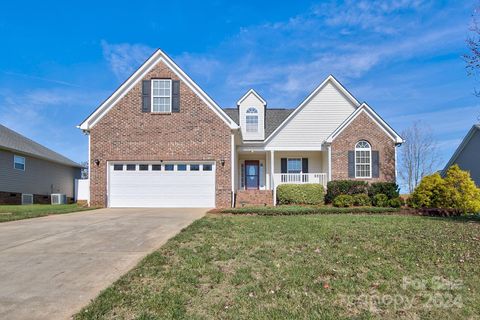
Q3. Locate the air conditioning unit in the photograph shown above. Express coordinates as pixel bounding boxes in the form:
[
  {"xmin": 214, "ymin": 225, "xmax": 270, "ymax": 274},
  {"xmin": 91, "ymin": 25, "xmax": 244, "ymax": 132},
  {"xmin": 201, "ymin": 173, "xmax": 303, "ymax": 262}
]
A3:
[
  {"xmin": 51, "ymin": 193, "xmax": 67, "ymax": 205},
  {"xmin": 21, "ymin": 194, "xmax": 33, "ymax": 205}
]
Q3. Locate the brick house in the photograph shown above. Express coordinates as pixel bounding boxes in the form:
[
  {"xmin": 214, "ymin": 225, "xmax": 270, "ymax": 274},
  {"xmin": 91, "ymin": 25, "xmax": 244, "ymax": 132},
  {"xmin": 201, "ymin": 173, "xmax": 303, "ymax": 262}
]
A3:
[{"xmin": 79, "ymin": 49, "xmax": 404, "ymax": 208}]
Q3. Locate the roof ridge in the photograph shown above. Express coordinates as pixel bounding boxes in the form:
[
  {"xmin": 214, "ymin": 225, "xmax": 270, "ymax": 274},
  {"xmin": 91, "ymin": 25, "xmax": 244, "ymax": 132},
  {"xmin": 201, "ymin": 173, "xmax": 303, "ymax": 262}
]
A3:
[{"xmin": 0, "ymin": 124, "xmax": 81, "ymax": 167}]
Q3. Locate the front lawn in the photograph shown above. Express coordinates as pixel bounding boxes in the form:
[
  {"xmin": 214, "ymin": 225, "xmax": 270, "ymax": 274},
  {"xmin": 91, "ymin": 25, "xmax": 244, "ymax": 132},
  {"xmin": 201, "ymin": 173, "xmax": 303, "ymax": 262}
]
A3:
[
  {"xmin": 0, "ymin": 204, "xmax": 96, "ymax": 223},
  {"xmin": 76, "ymin": 214, "xmax": 480, "ymax": 319}
]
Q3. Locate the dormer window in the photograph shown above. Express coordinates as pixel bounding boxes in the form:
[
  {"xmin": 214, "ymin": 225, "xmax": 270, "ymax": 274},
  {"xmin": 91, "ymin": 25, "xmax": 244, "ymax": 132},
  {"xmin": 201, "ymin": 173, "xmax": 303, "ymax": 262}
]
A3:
[{"xmin": 245, "ymin": 107, "xmax": 258, "ymax": 132}]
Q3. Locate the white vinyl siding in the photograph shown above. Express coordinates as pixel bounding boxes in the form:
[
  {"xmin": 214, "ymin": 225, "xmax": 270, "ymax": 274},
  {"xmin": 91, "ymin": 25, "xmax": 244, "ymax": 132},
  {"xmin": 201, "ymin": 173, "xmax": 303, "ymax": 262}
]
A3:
[
  {"xmin": 239, "ymin": 93, "xmax": 265, "ymax": 140},
  {"xmin": 267, "ymin": 81, "xmax": 356, "ymax": 148},
  {"xmin": 151, "ymin": 79, "xmax": 172, "ymax": 113}
]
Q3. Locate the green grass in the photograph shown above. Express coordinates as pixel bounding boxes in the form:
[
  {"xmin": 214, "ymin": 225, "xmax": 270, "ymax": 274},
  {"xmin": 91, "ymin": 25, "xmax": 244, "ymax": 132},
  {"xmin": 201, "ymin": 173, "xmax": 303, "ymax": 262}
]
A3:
[
  {"xmin": 219, "ymin": 205, "xmax": 401, "ymax": 215},
  {"xmin": 76, "ymin": 214, "xmax": 480, "ymax": 320},
  {"xmin": 0, "ymin": 204, "xmax": 96, "ymax": 223}
]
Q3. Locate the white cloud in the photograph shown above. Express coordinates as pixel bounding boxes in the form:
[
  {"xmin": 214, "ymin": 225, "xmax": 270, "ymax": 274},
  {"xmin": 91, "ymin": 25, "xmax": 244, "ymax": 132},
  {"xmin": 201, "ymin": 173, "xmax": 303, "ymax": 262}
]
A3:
[
  {"xmin": 101, "ymin": 40, "xmax": 154, "ymax": 80},
  {"xmin": 315, "ymin": 0, "xmax": 430, "ymax": 34}
]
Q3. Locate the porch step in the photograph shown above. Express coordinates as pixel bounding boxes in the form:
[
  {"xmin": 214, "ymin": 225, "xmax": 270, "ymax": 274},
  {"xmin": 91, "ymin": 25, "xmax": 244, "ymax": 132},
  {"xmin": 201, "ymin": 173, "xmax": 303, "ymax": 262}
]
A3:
[{"xmin": 235, "ymin": 190, "xmax": 273, "ymax": 207}]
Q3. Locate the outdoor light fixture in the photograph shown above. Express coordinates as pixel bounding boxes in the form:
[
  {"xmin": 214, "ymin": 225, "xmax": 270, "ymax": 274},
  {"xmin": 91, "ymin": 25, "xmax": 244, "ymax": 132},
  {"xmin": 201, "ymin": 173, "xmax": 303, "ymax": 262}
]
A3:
[
  {"xmin": 94, "ymin": 159, "xmax": 100, "ymax": 166},
  {"xmin": 220, "ymin": 159, "xmax": 225, "ymax": 167}
]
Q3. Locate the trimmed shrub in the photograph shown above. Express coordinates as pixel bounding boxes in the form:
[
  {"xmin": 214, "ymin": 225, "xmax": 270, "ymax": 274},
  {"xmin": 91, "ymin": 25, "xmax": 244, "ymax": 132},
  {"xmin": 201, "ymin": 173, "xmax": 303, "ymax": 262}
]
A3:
[
  {"xmin": 333, "ymin": 195, "xmax": 354, "ymax": 207},
  {"xmin": 353, "ymin": 193, "xmax": 371, "ymax": 206},
  {"xmin": 368, "ymin": 182, "xmax": 400, "ymax": 200},
  {"xmin": 373, "ymin": 194, "xmax": 389, "ymax": 207},
  {"xmin": 408, "ymin": 173, "xmax": 447, "ymax": 209},
  {"xmin": 408, "ymin": 165, "xmax": 480, "ymax": 213},
  {"xmin": 325, "ymin": 180, "xmax": 368, "ymax": 203},
  {"xmin": 388, "ymin": 197, "xmax": 404, "ymax": 208},
  {"xmin": 443, "ymin": 164, "xmax": 480, "ymax": 213},
  {"xmin": 276, "ymin": 184, "xmax": 324, "ymax": 205}
]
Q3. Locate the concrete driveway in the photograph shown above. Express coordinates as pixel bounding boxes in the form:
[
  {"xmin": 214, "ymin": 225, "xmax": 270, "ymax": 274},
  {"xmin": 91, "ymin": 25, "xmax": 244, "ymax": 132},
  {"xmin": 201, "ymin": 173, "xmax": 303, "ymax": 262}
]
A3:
[{"xmin": 0, "ymin": 208, "xmax": 206, "ymax": 320}]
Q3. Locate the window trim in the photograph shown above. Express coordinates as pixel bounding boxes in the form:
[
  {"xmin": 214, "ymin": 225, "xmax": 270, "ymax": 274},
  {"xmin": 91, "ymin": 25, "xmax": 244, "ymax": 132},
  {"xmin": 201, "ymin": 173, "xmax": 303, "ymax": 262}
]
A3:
[
  {"xmin": 245, "ymin": 107, "xmax": 259, "ymax": 133},
  {"xmin": 287, "ymin": 158, "xmax": 302, "ymax": 174},
  {"xmin": 13, "ymin": 155, "xmax": 25, "ymax": 171},
  {"xmin": 151, "ymin": 79, "xmax": 172, "ymax": 113},
  {"xmin": 354, "ymin": 140, "xmax": 372, "ymax": 178}
]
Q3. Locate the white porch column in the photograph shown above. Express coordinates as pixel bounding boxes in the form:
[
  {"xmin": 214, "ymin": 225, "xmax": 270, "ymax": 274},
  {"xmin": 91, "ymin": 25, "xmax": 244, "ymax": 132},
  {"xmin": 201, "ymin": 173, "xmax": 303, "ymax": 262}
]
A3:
[
  {"xmin": 327, "ymin": 145, "xmax": 332, "ymax": 182},
  {"xmin": 270, "ymin": 150, "xmax": 276, "ymax": 206}
]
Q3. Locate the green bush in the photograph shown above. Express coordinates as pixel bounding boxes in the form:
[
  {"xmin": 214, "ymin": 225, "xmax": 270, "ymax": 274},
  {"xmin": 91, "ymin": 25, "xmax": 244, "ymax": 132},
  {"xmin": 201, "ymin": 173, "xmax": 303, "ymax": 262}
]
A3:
[
  {"xmin": 353, "ymin": 193, "xmax": 371, "ymax": 206},
  {"xmin": 276, "ymin": 184, "xmax": 324, "ymax": 205},
  {"xmin": 388, "ymin": 197, "xmax": 404, "ymax": 208},
  {"xmin": 443, "ymin": 165, "xmax": 480, "ymax": 213},
  {"xmin": 408, "ymin": 173, "xmax": 447, "ymax": 209},
  {"xmin": 409, "ymin": 165, "xmax": 480, "ymax": 213},
  {"xmin": 333, "ymin": 195, "xmax": 354, "ymax": 207},
  {"xmin": 325, "ymin": 180, "xmax": 368, "ymax": 203},
  {"xmin": 373, "ymin": 194, "xmax": 389, "ymax": 207},
  {"xmin": 368, "ymin": 182, "xmax": 400, "ymax": 200}
]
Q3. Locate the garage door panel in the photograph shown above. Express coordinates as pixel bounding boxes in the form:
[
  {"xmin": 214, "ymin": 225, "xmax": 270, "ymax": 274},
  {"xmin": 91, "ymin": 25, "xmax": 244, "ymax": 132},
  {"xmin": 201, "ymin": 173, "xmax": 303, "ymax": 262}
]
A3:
[{"xmin": 108, "ymin": 163, "xmax": 215, "ymax": 208}]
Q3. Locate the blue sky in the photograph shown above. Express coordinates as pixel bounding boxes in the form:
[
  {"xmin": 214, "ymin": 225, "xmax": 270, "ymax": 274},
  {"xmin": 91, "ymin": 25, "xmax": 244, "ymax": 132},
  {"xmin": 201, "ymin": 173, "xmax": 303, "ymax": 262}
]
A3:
[{"xmin": 0, "ymin": 0, "xmax": 479, "ymax": 174}]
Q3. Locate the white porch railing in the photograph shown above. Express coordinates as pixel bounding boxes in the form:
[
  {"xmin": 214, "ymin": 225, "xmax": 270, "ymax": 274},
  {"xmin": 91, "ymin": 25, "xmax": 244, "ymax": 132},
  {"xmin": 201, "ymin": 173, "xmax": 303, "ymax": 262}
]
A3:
[{"xmin": 274, "ymin": 173, "xmax": 328, "ymax": 188}]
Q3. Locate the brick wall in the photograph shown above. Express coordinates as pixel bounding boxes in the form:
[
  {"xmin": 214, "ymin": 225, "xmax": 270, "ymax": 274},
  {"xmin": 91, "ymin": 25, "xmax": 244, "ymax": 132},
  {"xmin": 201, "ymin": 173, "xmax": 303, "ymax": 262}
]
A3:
[
  {"xmin": 235, "ymin": 190, "xmax": 273, "ymax": 207},
  {"xmin": 89, "ymin": 60, "xmax": 232, "ymax": 208},
  {"xmin": 0, "ymin": 191, "xmax": 21, "ymax": 205},
  {"xmin": 331, "ymin": 111, "xmax": 396, "ymax": 182}
]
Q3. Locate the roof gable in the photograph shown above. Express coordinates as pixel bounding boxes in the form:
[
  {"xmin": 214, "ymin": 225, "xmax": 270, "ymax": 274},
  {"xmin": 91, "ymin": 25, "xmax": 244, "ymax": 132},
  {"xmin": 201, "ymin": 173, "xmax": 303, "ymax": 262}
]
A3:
[
  {"xmin": 237, "ymin": 89, "xmax": 266, "ymax": 106},
  {"xmin": 442, "ymin": 124, "xmax": 480, "ymax": 174},
  {"xmin": 264, "ymin": 75, "xmax": 360, "ymax": 143},
  {"xmin": 325, "ymin": 103, "xmax": 404, "ymax": 144},
  {"xmin": 79, "ymin": 49, "xmax": 237, "ymax": 131}
]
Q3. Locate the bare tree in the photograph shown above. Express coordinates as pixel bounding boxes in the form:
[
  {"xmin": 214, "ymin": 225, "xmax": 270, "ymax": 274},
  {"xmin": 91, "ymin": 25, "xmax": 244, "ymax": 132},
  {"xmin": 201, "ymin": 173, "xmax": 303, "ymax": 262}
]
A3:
[
  {"xmin": 399, "ymin": 121, "xmax": 440, "ymax": 193},
  {"xmin": 465, "ymin": 6, "xmax": 480, "ymax": 98},
  {"xmin": 80, "ymin": 161, "xmax": 89, "ymax": 179}
]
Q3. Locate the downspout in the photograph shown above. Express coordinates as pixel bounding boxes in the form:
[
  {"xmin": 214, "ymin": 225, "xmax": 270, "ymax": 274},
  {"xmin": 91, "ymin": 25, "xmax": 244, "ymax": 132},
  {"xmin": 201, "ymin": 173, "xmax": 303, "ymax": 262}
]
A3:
[
  {"xmin": 327, "ymin": 144, "xmax": 332, "ymax": 182},
  {"xmin": 231, "ymin": 132, "xmax": 235, "ymax": 208},
  {"xmin": 87, "ymin": 131, "xmax": 91, "ymax": 206}
]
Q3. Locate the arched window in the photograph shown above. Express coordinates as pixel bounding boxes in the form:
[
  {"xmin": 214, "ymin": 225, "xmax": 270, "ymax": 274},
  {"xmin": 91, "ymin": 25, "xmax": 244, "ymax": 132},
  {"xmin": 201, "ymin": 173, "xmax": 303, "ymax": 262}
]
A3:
[
  {"xmin": 355, "ymin": 140, "xmax": 371, "ymax": 178},
  {"xmin": 245, "ymin": 107, "xmax": 258, "ymax": 133}
]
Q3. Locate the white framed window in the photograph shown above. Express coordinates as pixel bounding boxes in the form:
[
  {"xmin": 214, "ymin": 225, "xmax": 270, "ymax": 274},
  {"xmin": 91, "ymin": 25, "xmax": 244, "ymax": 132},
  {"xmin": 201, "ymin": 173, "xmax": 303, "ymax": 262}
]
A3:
[
  {"xmin": 355, "ymin": 140, "xmax": 371, "ymax": 178},
  {"xmin": 287, "ymin": 158, "xmax": 302, "ymax": 174},
  {"xmin": 151, "ymin": 79, "xmax": 172, "ymax": 113},
  {"xmin": 14, "ymin": 155, "xmax": 25, "ymax": 171},
  {"xmin": 245, "ymin": 107, "xmax": 258, "ymax": 132}
]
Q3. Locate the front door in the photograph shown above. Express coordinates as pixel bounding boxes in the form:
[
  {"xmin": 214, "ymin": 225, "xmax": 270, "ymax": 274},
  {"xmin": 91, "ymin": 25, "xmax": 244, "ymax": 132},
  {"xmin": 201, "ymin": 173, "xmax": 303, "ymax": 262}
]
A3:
[{"xmin": 245, "ymin": 160, "xmax": 259, "ymax": 190}]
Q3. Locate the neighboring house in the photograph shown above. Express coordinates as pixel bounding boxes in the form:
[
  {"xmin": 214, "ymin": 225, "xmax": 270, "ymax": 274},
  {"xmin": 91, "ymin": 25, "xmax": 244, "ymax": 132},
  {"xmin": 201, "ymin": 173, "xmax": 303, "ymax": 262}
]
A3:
[
  {"xmin": 442, "ymin": 124, "xmax": 480, "ymax": 186},
  {"xmin": 0, "ymin": 124, "xmax": 82, "ymax": 204},
  {"xmin": 79, "ymin": 49, "xmax": 404, "ymax": 208}
]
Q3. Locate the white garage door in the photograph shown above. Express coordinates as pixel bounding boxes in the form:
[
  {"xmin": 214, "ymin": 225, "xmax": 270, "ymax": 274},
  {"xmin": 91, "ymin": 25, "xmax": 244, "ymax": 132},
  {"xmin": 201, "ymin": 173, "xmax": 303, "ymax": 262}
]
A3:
[{"xmin": 108, "ymin": 162, "xmax": 215, "ymax": 208}]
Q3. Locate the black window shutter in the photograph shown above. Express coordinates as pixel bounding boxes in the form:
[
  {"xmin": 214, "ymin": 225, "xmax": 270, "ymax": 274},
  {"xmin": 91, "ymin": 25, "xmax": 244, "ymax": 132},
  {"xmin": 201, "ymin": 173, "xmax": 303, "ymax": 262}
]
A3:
[
  {"xmin": 142, "ymin": 80, "xmax": 151, "ymax": 113},
  {"xmin": 372, "ymin": 151, "xmax": 380, "ymax": 178},
  {"xmin": 348, "ymin": 151, "xmax": 355, "ymax": 178},
  {"xmin": 302, "ymin": 158, "xmax": 309, "ymax": 173},
  {"xmin": 281, "ymin": 158, "xmax": 287, "ymax": 173},
  {"xmin": 172, "ymin": 80, "xmax": 180, "ymax": 113}
]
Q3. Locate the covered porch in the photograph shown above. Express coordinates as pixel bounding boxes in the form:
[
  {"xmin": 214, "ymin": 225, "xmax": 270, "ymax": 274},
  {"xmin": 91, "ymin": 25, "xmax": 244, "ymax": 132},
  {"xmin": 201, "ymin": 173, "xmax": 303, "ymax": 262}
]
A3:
[{"xmin": 234, "ymin": 148, "xmax": 331, "ymax": 206}]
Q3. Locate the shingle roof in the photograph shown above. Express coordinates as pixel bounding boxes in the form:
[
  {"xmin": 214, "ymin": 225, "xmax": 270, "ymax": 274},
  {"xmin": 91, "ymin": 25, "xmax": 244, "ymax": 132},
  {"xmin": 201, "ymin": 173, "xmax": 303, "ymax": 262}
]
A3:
[
  {"xmin": 223, "ymin": 108, "xmax": 294, "ymax": 138},
  {"xmin": 0, "ymin": 124, "xmax": 82, "ymax": 168}
]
